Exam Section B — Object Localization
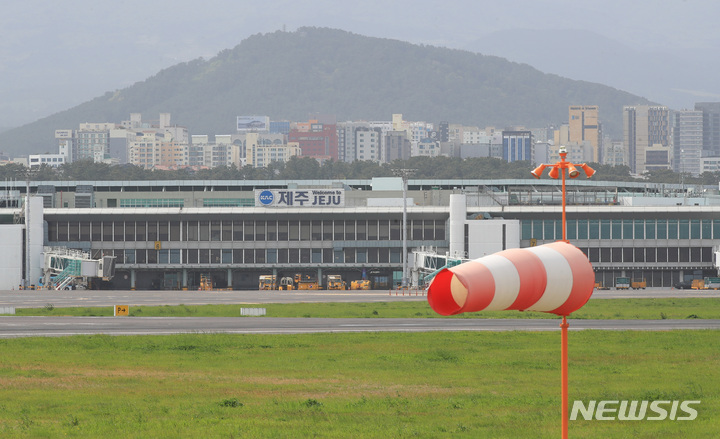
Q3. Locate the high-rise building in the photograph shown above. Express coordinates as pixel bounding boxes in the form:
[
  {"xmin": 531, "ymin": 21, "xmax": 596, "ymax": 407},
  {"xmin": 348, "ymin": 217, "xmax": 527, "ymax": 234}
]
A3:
[
  {"xmin": 623, "ymin": 105, "xmax": 671, "ymax": 174},
  {"xmin": 244, "ymin": 132, "xmax": 301, "ymax": 168},
  {"xmin": 129, "ymin": 132, "xmax": 161, "ymax": 169},
  {"xmin": 568, "ymin": 106, "xmax": 601, "ymax": 162},
  {"xmin": 694, "ymin": 102, "xmax": 720, "ymax": 156},
  {"xmin": 438, "ymin": 121, "xmax": 450, "ymax": 142},
  {"xmin": 59, "ymin": 113, "xmax": 184, "ymax": 165},
  {"xmin": 553, "ymin": 123, "xmax": 570, "ymax": 146},
  {"xmin": 384, "ymin": 131, "xmax": 411, "ymax": 163},
  {"xmin": 355, "ymin": 127, "xmax": 381, "ymax": 162},
  {"xmin": 337, "ymin": 121, "xmax": 369, "ymax": 163},
  {"xmin": 673, "ymin": 110, "xmax": 703, "ymax": 176},
  {"xmin": 288, "ymin": 121, "xmax": 339, "ymax": 161},
  {"xmin": 502, "ymin": 131, "xmax": 532, "ymax": 162},
  {"xmin": 76, "ymin": 123, "xmax": 114, "ymax": 162}
]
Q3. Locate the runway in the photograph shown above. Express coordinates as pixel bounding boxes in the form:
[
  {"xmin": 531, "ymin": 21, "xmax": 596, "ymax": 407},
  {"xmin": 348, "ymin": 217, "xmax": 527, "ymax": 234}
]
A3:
[
  {"xmin": 0, "ymin": 289, "xmax": 428, "ymax": 308},
  {"xmin": 0, "ymin": 316, "xmax": 718, "ymax": 338},
  {"xmin": 0, "ymin": 288, "xmax": 718, "ymax": 338},
  {"xmin": 0, "ymin": 287, "xmax": 717, "ymax": 309}
]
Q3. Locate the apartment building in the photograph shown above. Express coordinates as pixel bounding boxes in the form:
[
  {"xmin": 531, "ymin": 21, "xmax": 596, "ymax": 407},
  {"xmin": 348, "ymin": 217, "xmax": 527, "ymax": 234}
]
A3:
[
  {"xmin": 569, "ymin": 105, "xmax": 602, "ymax": 162},
  {"xmin": 673, "ymin": 110, "xmax": 703, "ymax": 176},
  {"xmin": 623, "ymin": 105, "xmax": 671, "ymax": 174}
]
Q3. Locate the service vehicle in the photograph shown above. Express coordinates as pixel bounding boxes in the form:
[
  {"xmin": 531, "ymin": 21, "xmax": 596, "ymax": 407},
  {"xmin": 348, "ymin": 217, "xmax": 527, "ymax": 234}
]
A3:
[
  {"xmin": 350, "ymin": 279, "xmax": 371, "ymax": 290},
  {"xmin": 691, "ymin": 279, "xmax": 706, "ymax": 290},
  {"xmin": 259, "ymin": 275, "xmax": 276, "ymax": 290},
  {"xmin": 294, "ymin": 273, "xmax": 318, "ymax": 290},
  {"xmin": 326, "ymin": 275, "xmax": 346, "ymax": 290},
  {"xmin": 691, "ymin": 277, "xmax": 720, "ymax": 290},
  {"xmin": 615, "ymin": 277, "xmax": 630, "ymax": 290},
  {"xmin": 704, "ymin": 277, "xmax": 720, "ymax": 290},
  {"xmin": 278, "ymin": 276, "xmax": 295, "ymax": 290},
  {"xmin": 631, "ymin": 278, "xmax": 646, "ymax": 289}
]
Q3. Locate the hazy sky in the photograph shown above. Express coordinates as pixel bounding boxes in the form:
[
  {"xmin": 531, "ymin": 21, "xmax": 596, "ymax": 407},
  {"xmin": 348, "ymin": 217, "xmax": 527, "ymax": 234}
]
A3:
[{"xmin": 1, "ymin": 0, "xmax": 718, "ymax": 129}]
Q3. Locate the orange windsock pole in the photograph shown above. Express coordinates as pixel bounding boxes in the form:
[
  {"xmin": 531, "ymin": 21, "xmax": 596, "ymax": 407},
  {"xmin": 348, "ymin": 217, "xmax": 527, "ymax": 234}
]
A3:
[
  {"xmin": 531, "ymin": 146, "xmax": 595, "ymax": 438},
  {"xmin": 439, "ymin": 146, "xmax": 596, "ymax": 438},
  {"xmin": 561, "ymin": 315, "xmax": 569, "ymax": 439}
]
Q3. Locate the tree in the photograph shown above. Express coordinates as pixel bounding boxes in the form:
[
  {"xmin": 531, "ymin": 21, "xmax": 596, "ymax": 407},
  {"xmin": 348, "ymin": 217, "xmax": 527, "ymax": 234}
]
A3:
[
  {"xmin": 59, "ymin": 160, "xmax": 112, "ymax": 181},
  {"xmin": 30, "ymin": 164, "xmax": 59, "ymax": 181},
  {"xmin": 0, "ymin": 162, "xmax": 29, "ymax": 181},
  {"xmin": 643, "ymin": 169, "xmax": 685, "ymax": 184},
  {"xmin": 280, "ymin": 157, "xmax": 321, "ymax": 180}
]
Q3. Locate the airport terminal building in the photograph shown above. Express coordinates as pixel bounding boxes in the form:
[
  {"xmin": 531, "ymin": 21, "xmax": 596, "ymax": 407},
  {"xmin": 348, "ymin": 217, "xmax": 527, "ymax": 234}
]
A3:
[{"xmin": 4, "ymin": 177, "xmax": 720, "ymax": 290}]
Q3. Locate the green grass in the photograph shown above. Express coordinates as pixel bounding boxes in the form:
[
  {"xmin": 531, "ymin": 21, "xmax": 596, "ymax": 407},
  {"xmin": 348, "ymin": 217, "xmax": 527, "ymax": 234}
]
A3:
[
  {"xmin": 7, "ymin": 297, "xmax": 720, "ymax": 320},
  {"xmin": 0, "ymin": 331, "xmax": 717, "ymax": 438}
]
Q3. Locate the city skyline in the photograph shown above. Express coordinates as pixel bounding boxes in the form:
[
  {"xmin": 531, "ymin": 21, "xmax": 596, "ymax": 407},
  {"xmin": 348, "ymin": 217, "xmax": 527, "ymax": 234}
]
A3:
[{"xmin": 13, "ymin": 100, "xmax": 718, "ymax": 178}]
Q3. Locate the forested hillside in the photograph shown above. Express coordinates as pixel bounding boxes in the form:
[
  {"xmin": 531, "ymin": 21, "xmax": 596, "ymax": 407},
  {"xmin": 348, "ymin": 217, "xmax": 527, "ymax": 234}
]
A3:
[{"xmin": 0, "ymin": 27, "xmax": 651, "ymax": 157}]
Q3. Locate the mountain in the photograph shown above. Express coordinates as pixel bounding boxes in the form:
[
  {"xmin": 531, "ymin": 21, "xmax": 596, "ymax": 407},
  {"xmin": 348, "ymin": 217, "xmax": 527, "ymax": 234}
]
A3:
[
  {"xmin": 465, "ymin": 29, "xmax": 720, "ymax": 111},
  {"xmin": 0, "ymin": 27, "xmax": 652, "ymax": 158}
]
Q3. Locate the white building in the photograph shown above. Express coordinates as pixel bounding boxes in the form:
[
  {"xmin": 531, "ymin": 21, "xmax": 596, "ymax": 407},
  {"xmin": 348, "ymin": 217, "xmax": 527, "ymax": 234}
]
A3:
[
  {"xmin": 245, "ymin": 132, "xmax": 301, "ymax": 168},
  {"xmin": 355, "ymin": 128, "xmax": 381, "ymax": 162},
  {"xmin": 413, "ymin": 138, "xmax": 441, "ymax": 157},
  {"xmin": 673, "ymin": 110, "xmax": 704, "ymax": 176},
  {"xmin": 0, "ymin": 196, "xmax": 43, "ymax": 289},
  {"xmin": 129, "ymin": 132, "xmax": 164, "ymax": 169},
  {"xmin": 29, "ymin": 154, "xmax": 66, "ymax": 168},
  {"xmin": 701, "ymin": 156, "xmax": 720, "ymax": 174}
]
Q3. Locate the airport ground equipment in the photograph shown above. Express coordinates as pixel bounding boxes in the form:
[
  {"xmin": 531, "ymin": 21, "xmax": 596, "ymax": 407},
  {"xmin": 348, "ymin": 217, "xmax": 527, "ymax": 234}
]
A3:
[
  {"xmin": 326, "ymin": 275, "xmax": 346, "ymax": 290},
  {"xmin": 615, "ymin": 277, "xmax": 630, "ymax": 290},
  {"xmin": 259, "ymin": 275, "xmax": 276, "ymax": 290}
]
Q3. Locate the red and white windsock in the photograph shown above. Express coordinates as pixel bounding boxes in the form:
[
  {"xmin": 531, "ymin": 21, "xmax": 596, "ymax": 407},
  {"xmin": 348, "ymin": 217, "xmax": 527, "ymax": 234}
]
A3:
[{"xmin": 427, "ymin": 241, "xmax": 595, "ymax": 316}]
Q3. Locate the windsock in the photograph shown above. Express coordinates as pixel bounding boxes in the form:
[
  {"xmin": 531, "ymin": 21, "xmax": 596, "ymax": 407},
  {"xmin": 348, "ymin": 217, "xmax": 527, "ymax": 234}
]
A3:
[{"xmin": 427, "ymin": 241, "xmax": 594, "ymax": 316}]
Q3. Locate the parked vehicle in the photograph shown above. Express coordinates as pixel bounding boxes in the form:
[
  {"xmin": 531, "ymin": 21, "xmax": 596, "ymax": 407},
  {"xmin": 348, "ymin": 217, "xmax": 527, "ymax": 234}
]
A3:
[
  {"xmin": 631, "ymin": 278, "xmax": 646, "ymax": 289},
  {"xmin": 350, "ymin": 280, "xmax": 371, "ymax": 290},
  {"xmin": 615, "ymin": 277, "xmax": 630, "ymax": 290},
  {"xmin": 326, "ymin": 275, "xmax": 346, "ymax": 290},
  {"xmin": 259, "ymin": 275, "xmax": 276, "ymax": 290},
  {"xmin": 278, "ymin": 277, "xmax": 295, "ymax": 290},
  {"xmin": 704, "ymin": 277, "xmax": 720, "ymax": 290},
  {"xmin": 673, "ymin": 280, "xmax": 693, "ymax": 290},
  {"xmin": 688, "ymin": 277, "xmax": 720, "ymax": 290},
  {"xmin": 199, "ymin": 274, "xmax": 213, "ymax": 290},
  {"xmin": 691, "ymin": 279, "xmax": 705, "ymax": 290},
  {"xmin": 293, "ymin": 273, "xmax": 318, "ymax": 290}
]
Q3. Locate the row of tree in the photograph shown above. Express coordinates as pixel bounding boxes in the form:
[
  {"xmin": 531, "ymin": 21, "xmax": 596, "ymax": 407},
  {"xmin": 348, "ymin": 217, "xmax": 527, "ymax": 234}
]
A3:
[{"xmin": 0, "ymin": 156, "xmax": 717, "ymax": 186}]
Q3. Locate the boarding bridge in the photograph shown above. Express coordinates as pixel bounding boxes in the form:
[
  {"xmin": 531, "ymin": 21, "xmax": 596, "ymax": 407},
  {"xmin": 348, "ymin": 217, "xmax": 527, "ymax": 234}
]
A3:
[
  {"xmin": 412, "ymin": 246, "xmax": 468, "ymax": 287},
  {"xmin": 41, "ymin": 247, "xmax": 116, "ymax": 290}
]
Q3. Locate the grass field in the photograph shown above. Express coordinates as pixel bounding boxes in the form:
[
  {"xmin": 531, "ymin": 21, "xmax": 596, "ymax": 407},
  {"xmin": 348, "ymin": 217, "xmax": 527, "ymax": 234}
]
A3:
[
  {"xmin": 8, "ymin": 297, "xmax": 720, "ymax": 320},
  {"xmin": 0, "ymin": 330, "xmax": 717, "ymax": 438},
  {"xmin": 1, "ymin": 299, "xmax": 719, "ymax": 437}
]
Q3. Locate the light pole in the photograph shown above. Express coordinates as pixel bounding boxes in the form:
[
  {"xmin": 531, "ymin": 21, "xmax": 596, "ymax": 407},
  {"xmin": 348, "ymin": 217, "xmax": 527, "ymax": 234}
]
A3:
[
  {"xmin": 531, "ymin": 145, "xmax": 595, "ymax": 439},
  {"xmin": 25, "ymin": 175, "xmax": 30, "ymax": 289},
  {"xmin": 531, "ymin": 146, "xmax": 596, "ymax": 241},
  {"xmin": 392, "ymin": 168, "xmax": 416, "ymax": 287}
]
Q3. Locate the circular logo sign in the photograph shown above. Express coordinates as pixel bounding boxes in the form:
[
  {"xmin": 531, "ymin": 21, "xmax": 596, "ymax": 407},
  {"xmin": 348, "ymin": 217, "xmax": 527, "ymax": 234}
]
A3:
[{"xmin": 258, "ymin": 190, "xmax": 274, "ymax": 205}]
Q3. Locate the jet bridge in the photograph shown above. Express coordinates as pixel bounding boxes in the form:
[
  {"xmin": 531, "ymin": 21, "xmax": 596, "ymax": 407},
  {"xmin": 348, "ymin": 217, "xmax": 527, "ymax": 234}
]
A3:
[
  {"xmin": 412, "ymin": 246, "xmax": 468, "ymax": 288},
  {"xmin": 41, "ymin": 247, "xmax": 116, "ymax": 290}
]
